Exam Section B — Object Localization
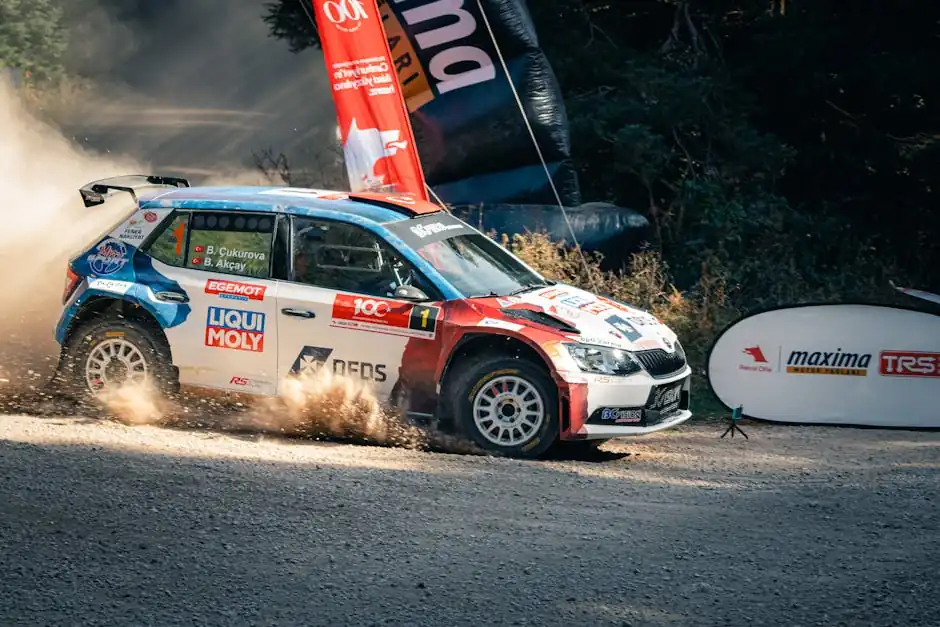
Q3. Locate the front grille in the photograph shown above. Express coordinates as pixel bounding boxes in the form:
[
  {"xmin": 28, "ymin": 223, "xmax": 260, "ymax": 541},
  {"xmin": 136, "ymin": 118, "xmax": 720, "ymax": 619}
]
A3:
[
  {"xmin": 587, "ymin": 377, "xmax": 689, "ymax": 427},
  {"xmin": 634, "ymin": 345, "xmax": 687, "ymax": 378}
]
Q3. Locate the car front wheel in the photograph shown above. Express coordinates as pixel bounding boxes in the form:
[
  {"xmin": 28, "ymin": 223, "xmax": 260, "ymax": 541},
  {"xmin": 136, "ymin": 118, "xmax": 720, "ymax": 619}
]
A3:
[{"xmin": 449, "ymin": 354, "xmax": 559, "ymax": 458}]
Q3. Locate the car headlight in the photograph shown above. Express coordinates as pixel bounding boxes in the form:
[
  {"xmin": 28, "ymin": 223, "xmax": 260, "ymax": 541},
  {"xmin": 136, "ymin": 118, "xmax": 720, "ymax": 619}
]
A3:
[{"xmin": 564, "ymin": 343, "xmax": 643, "ymax": 376}]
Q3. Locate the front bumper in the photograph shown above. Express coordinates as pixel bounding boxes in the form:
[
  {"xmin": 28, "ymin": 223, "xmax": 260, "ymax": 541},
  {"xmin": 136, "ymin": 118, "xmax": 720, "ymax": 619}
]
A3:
[{"xmin": 559, "ymin": 367, "xmax": 693, "ymax": 440}]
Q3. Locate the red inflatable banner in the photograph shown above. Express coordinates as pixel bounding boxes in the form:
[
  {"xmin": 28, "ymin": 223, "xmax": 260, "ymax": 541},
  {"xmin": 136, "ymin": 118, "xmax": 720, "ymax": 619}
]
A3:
[{"xmin": 312, "ymin": 0, "xmax": 428, "ymax": 200}]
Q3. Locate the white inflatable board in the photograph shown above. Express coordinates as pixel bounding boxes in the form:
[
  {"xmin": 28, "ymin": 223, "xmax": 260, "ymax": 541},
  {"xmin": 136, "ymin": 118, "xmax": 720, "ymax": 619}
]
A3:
[{"xmin": 707, "ymin": 304, "xmax": 940, "ymax": 428}]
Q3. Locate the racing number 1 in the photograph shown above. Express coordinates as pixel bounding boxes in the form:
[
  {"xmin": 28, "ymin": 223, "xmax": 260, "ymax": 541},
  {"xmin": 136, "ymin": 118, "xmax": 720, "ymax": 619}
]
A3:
[{"xmin": 408, "ymin": 305, "xmax": 439, "ymax": 334}]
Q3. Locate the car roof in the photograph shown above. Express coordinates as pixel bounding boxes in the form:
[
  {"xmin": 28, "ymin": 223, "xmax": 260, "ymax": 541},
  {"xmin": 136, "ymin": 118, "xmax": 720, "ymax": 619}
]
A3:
[{"xmin": 136, "ymin": 186, "xmax": 436, "ymax": 225}]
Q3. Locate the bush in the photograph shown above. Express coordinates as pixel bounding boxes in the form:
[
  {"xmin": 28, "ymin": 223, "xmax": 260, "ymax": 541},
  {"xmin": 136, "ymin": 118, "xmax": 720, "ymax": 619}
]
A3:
[{"xmin": 500, "ymin": 231, "xmax": 737, "ymax": 401}]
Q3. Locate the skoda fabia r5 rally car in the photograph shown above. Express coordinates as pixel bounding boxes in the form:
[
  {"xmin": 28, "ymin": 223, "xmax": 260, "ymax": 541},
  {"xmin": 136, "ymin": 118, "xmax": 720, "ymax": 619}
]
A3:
[{"xmin": 53, "ymin": 175, "xmax": 693, "ymax": 458}]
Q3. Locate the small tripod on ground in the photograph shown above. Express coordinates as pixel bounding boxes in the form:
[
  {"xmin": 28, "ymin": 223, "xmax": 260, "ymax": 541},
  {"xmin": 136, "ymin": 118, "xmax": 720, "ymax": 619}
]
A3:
[{"xmin": 720, "ymin": 405, "xmax": 748, "ymax": 439}]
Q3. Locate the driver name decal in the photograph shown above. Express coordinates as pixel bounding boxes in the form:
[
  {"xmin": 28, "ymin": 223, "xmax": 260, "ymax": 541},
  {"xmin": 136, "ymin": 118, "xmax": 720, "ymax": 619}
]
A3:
[
  {"xmin": 205, "ymin": 307, "xmax": 266, "ymax": 352},
  {"xmin": 331, "ymin": 294, "xmax": 440, "ymax": 339}
]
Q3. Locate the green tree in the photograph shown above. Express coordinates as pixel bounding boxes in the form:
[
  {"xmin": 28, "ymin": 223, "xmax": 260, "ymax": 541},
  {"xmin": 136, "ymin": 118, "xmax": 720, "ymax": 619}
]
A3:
[{"xmin": 0, "ymin": 0, "xmax": 67, "ymax": 82}]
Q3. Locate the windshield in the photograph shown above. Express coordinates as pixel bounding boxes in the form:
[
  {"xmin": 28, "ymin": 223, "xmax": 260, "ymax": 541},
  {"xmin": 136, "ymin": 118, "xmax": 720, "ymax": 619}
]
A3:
[
  {"xmin": 384, "ymin": 213, "xmax": 552, "ymax": 298},
  {"xmin": 413, "ymin": 232, "xmax": 549, "ymax": 298}
]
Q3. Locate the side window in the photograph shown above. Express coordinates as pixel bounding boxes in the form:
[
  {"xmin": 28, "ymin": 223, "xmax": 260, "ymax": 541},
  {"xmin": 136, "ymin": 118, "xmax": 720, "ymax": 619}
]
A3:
[
  {"xmin": 185, "ymin": 212, "xmax": 275, "ymax": 279},
  {"xmin": 146, "ymin": 213, "xmax": 190, "ymax": 267},
  {"xmin": 291, "ymin": 217, "xmax": 436, "ymax": 299}
]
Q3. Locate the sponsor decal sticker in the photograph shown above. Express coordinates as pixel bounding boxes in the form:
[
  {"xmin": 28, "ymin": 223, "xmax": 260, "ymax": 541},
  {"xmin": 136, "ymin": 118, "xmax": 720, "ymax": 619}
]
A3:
[
  {"xmin": 478, "ymin": 317, "xmax": 524, "ymax": 332},
  {"xmin": 330, "ymin": 294, "xmax": 440, "ymax": 339},
  {"xmin": 560, "ymin": 294, "xmax": 592, "ymax": 308},
  {"xmin": 785, "ymin": 348, "xmax": 871, "ymax": 376},
  {"xmin": 537, "ymin": 288, "xmax": 568, "ymax": 300},
  {"xmin": 605, "ymin": 314, "xmax": 642, "ymax": 342},
  {"xmin": 579, "ymin": 300, "xmax": 611, "ymax": 316},
  {"xmin": 289, "ymin": 345, "xmax": 387, "ymax": 382},
  {"xmin": 409, "ymin": 222, "xmax": 463, "ymax": 238},
  {"xmin": 118, "ymin": 224, "xmax": 146, "ymax": 243},
  {"xmin": 600, "ymin": 408, "xmax": 643, "ymax": 424},
  {"xmin": 143, "ymin": 211, "xmax": 159, "ymax": 223},
  {"xmin": 578, "ymin": 336, "xmax": 622, "ymax": 349},
  {"xmin": 597, "ymin": 295, "xmax": 634, "ymax": 314},
  {"xmin": 879, "ymin": 351, "xmax": 940, "ymax": 378},
  {"xmin": 205, "ymin": 279, "xmax": 267, "ymax": 302},
  {"xmin": 88, "ymin": 238, "xmax": 128, "ymax": 276},
  {"xmin": 739, "ymin": 345, "xmax": 775, "ymax": 373},
  {"xmin": 547, "ymin": 303, "xmax": 581, "ymax": 320},
  {"xmin": 205, "ymin": 307, "xmax": 265, "ymax": 352},
  {"xmin": 229, "ymin": 376, "xmax": 267, "ymax": 389},
  {"xmin": 87, "ymin": 278, "xmax": 133, "ymax": 295}
]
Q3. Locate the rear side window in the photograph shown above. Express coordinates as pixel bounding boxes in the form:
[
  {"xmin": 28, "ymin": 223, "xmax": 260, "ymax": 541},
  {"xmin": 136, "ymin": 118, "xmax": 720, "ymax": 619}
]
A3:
[
  {"xmin": 144, "ymin": 211, "xmax": 276, "ymax": 279},
  {"xmin": 185, "ymin": 212, "xmax": 275, "ymax": 279}
]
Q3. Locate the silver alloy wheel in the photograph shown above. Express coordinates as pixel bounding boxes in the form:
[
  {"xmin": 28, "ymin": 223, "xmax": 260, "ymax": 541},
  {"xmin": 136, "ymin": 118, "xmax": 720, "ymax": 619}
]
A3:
[
  {"xmin": 84, "ymin": 338, "xmax": 149, "ymax": 394},
  {"xmin": 471, "ymin": 375, "xmax": 545, "ymax": 447}
]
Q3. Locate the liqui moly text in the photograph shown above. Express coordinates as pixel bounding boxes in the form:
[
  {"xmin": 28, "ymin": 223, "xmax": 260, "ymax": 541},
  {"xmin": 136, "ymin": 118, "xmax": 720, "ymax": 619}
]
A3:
[{"xmin": 205, "ymin": 307, "xmax": 265, "ymax": 352}]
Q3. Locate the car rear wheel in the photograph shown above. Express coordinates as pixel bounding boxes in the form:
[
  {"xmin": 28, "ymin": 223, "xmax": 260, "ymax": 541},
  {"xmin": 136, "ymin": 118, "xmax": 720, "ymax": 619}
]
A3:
[
  {"xmin": 61, "ymin": 316, "xmax": 175, "ymax": 404},
  {"xmin": 449, "ymin": 354, "xmax": 558, "ymax": 458}
]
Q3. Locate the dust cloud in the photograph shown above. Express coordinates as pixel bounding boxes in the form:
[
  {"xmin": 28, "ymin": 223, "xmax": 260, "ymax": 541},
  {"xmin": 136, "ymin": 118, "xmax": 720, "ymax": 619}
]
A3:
[
  {"xmin": 0, "ymin": 78, "xmax": 143, "ymax": 400},
  {"xmin": 94, "ymin": 368, "xmax": 441, "ymax": 453},
  {"xmin": 0, "ymin": 82, "xmax": 426, "ymax": 453}
]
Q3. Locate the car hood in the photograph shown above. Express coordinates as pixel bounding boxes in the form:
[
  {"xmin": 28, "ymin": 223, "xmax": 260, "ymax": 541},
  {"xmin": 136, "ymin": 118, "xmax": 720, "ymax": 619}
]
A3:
[{"xmin": 470, "ymin": 283, "xmax": 682, "ymax": 353}]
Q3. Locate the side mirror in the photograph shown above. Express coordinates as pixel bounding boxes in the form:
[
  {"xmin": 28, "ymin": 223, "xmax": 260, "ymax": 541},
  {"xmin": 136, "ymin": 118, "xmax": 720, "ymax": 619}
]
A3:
[{"xmin": 394, "ymin": 284, "xmax": 430, "ymax": 302}]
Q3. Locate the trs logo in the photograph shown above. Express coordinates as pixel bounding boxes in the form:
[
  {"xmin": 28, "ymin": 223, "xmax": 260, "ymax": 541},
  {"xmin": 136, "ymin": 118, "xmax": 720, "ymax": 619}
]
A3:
[
  {"xmin": 343, "ymin": 118, "xmax": 409, "ymax": 190},
  {"xmin": 205, "ymin": 307, "xmax": 265, "ymax": 352},
  {"xmin": 879, "ymin": 351, "xmax": 940, "ymax": 378}
]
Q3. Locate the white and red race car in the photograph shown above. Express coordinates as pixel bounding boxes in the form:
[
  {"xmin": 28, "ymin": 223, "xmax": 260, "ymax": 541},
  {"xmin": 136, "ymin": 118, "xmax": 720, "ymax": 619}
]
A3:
[{"xmin": 54, "ymin": 176, "xmax": 692, "ymax": 458}]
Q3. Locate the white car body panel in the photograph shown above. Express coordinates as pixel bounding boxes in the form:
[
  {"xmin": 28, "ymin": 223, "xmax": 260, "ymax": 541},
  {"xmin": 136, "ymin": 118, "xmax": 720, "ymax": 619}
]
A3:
[
  {"xmin": 155, "ymin": 262, "xmax": 280, "ymax": 395},
  {"xmin": 274, "ymin": 282, "xmax": 409, "ymax": 398}
]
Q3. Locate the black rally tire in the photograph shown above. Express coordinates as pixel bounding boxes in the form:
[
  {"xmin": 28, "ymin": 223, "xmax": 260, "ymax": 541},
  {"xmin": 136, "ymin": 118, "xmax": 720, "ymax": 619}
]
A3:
[
  {"xmin": 448, "ymin": 353, "xmax": 559, "ymax": 459},
  {"xmin": 61, "ymin": 315, "xmax": 176, "ymax": 404}
]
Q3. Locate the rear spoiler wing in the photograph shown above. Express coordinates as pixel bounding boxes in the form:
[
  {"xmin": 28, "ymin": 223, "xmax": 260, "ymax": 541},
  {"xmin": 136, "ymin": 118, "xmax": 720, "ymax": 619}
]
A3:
[{"xmin": 79, "ymin": 175, "xmax": 190, "ymax": 208}]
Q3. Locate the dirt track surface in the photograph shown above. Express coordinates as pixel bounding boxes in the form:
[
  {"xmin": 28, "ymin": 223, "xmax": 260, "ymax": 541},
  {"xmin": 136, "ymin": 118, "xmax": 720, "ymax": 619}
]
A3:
[{"xmin": 1, "ymin": 416, "xmax": 938, "ymax": 626}]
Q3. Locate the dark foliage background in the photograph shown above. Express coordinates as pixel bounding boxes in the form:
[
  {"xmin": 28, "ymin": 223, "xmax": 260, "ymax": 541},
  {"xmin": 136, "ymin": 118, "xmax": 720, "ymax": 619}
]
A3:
[
  {"xmin": 261, "ymin": 0, "xmax": 939, "ymax": 313},
  {"xmin": 4, "ymin": 0, "xmax": 936, "ymax": 318}
]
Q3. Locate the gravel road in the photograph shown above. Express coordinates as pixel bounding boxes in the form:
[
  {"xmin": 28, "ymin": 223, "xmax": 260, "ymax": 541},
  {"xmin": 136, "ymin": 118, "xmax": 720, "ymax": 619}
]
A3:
[{"xmin": 1, "ymin": 414, "xmax": 938, "ymax": 626}]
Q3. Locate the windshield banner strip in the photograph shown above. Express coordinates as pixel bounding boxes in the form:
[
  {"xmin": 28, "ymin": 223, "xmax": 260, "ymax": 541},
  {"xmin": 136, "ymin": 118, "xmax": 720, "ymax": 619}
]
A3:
[{"xmin": 384, "ymin": 213, "xmax": 476, "ymax": 249}]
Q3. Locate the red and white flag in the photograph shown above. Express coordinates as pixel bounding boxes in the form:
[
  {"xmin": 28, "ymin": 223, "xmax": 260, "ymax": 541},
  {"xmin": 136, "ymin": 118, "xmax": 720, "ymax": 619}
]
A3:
[{"xmin": 313, "ymin": 0, "xmax": 429, "ymax": 200}]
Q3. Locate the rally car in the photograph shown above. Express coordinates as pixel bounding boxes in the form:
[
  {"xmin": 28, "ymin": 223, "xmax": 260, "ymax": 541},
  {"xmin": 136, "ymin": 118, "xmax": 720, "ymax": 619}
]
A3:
[{"xmin": 53, "ymin": 175, "xmax": 693, "ymax": 458}]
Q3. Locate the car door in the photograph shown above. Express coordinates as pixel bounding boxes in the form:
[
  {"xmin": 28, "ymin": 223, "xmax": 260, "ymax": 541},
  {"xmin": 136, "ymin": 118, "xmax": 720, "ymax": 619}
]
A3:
[
  {"xmin": 276, "ymin": 216, "xmax": 443, "ymax": 405},
  {"xmin": 139, "ymin": 209, "xmax": 280, "ymax": 395}
]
